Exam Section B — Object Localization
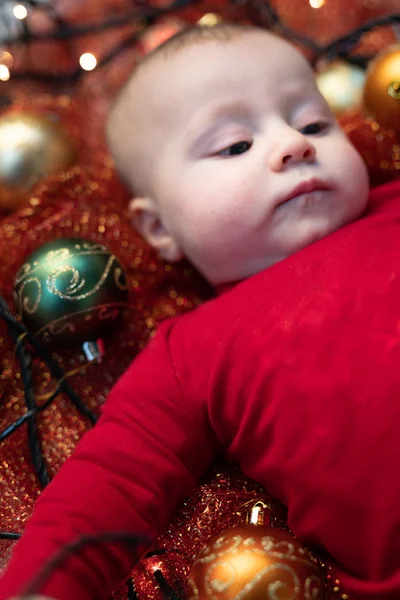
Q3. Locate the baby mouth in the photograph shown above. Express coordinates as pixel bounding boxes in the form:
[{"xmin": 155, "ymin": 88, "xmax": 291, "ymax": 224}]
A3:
[{"xmin": 279, "ymin": 179, "xmax": 332, "ymax": 206}]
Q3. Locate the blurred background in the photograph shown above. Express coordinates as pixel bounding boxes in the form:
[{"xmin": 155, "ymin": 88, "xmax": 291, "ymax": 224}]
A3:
[{"xmin": 0, "ymin": 0, "xmax": 399, "ymax": 213}]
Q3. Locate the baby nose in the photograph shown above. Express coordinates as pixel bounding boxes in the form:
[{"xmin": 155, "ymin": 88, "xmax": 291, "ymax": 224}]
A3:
[{"xmin": 269, "ymin": 131, "xmax": 316, "ymax": 172}]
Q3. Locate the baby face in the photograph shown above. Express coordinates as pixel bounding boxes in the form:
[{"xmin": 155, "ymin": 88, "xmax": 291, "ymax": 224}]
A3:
[{"xmin": 131, "ymin": 31, "xmax": 369, "ymax": 284}]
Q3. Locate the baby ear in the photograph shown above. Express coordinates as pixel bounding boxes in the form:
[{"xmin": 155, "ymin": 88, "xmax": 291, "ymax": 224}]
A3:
[{"xmin": 128, "ymin": 197, "xmax": 183, "ymax": 263}]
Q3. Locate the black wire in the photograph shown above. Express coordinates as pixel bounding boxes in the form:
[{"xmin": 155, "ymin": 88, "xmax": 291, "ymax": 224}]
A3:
[
  {"xmin": 127, "ymin": 577, "xmax": 138, "ymax": 600},
  {"xmin": 20, "ymin": 531, "xmax": 148, "ymax": 596},
  {"xmin": 6, "ymin": 0, "xmax": 189, "ymax": 44},
  {"xmin": 4, "ymin": 9, "xmax": 399, "ymax": 83},
  {"xmin": 31, "ymin": 339, "xmax": 98, "ymax": 425},
  {"xmin": 1, "ymin": 0, "xmax": 399, "ymax": 84},
  {"xmin": 322, "ymin": 13, "xmax": 400, "ymax": 60},
  {"xmin": 153, "ymin": 570, "xmax": 182, "ymax": 600},
  {"xmin": 6, "ymin": 29, "xmax": 140, "ymax": 83},
  {"xmin": 0, "ymin": 531, "xmax": 152, "ymax": 599},
  {"xmin": 3, "ymin": 0, "xmax": 399, "ymax": 50},
  {"xmin": 252, "ymin": 3, "xmax": 400, "ymax": 65},
  {"xmin": 0, "ymin": 304, "xmax": 97, "ymax": 424},
  {"xmin": 0, "ymin": 530, "xmax": 143, "ymax": 599},
  {"xmin": 253, "ymin": 0, "xmax": 320, "ymax": 52},
  {"xmin": 0, "ymin": 393, "xmax": 55, "ymax": 442},
  {"xmin": 0, "ymin": 295, "xmax": 98, "ymax": 491},
  {"xmin": 0, "ymin": 531, "xmax": 21, "ymax": 540},
  {"xmin": 3, "ymin": 0, "xmax": 195, "ymax": 83},
  {"xmin": 0, "ymin": 297, "xmax": 50, "ymax": 487}
]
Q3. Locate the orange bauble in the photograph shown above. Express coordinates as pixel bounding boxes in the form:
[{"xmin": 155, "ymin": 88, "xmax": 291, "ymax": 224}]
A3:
[
  {"xmin": 188, "ymin": 523, "xmax": 324, "ymax": 600},
  {"xmin": 363, "ymin": 44, "xmax": 400, "ymax": 132}
]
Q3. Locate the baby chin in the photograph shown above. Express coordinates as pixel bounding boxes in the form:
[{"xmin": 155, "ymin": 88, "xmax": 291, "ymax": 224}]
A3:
[
  {"xmin": 285, "ymin": 189, "xmax": 331, "ymax": 211},
  {"xmin": 294, "ymin": 209, "xmax": 347, "ymax": 249}
]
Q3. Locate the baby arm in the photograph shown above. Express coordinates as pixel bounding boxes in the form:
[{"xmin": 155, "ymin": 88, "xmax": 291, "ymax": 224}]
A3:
[{"xmin": 0, "ymin": 321, "xmax": 218, "ymax": 600}]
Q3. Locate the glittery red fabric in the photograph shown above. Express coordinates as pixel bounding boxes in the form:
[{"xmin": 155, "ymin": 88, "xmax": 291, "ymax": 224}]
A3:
[
  {"xmin": 0, "ymin": 97, "xmax": 213, "ymax": 586},
  {"xmin": 0, "ymin": 88, "xmax": 398, "ymax": 600}
]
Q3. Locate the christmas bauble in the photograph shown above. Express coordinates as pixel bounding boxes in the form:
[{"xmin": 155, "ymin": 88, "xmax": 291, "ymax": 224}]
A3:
[
  {"xmin": 0, "ymin": 112, "xmax": 76, "ymax": 211},
  {"xmin": 188, "ymin": 524, "xmax": 324, "ymax": 599},
  {"xmin": 14, "ymin": 238, "xmax": 129, "ymax": 346},
  {"xmin": 316, "ymin": 60, "xmax": 365, "ymax": 114},
  {"xmin": 363, "ymin": 45, "xmax": 400, "ymax": 132},
  {"xmin": 141, "ymin": 20, "xmax": 185, "ymax": 53}
]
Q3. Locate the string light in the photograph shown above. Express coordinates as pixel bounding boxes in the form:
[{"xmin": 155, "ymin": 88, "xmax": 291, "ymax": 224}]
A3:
[
  {"xmin": 198, "ymin": 13, "xmax": 221, "ymax": 26},
  {"xmin": 0, "ymin": 2, "xmax": 397, "ymax": 83},
  {"xmin": 79, "ymin": 52, "xmax": 97, "ymax": 71},
  {"xmin": 0, "ymin": 50, "xmax": 13, "ymax": 67},
  {"xmin": 13, "ymin": 4, "xmax": 28, "ymax": 20},
  {"xmin": 0, "ymin": 64, "xmax": 10, "ymax": 81}
]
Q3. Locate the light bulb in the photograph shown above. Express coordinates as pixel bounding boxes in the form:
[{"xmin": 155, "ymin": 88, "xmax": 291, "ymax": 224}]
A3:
[
  {"xmin": 0, "ymin": 65, "xmax": 10, "ymax": 81},
  {"xmin": 79, "ymin": 52, "xmax": 97, "ymax": 71},
  {"xmin": 13, "ymin": 4, "xmax": 28, "ymax": 19}
]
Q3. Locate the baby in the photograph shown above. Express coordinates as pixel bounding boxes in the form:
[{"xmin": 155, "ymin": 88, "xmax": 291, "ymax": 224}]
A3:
[
  {"xmin": 108, "ymin": 23, "xmax": 368, "ymax": 285},
  {"xmin": 2, "ymin": 22, "xmax": 400, "ymax": 600}
]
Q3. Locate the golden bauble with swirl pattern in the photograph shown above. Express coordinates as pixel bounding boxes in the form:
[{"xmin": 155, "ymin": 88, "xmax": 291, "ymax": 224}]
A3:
[
  {"xmin": 0, "ymin": 112, "xmax": 76, "ymax": 211},
  {"xmin": 363, "ymin": 45, "xmax": 400, "ymax": 132},
  {"xmin": 188, "ymin": 523, "xmax": 324, "ymax": 600},
  {"xmin": 14, "ymin": 238, "xmax": 129, "ymax": 347}
]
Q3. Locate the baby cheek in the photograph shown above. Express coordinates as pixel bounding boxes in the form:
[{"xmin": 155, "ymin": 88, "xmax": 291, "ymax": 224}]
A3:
[
  {"xmin": 333, "ymin": 142, "xmax": 370, "ymax": 221},
  {"xmin": 190, "ymin": 176, "xmax": 252, "ymax": 222},
  {"xmin": 330, "ymin": 137, "xmax": 367, "ymax": 184},
  {"xmin": 346, "ymin": 146, "xmax": 368, "ymax": 192},
  {"xmin": 170, "ymin": 166, "xmax": 262, "ymax": 244}
]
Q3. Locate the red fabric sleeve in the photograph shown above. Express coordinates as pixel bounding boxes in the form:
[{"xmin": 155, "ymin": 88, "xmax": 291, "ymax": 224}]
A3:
[{"xmin": 0, "ymin": 321, "xmax": 218, "ymax": 600}]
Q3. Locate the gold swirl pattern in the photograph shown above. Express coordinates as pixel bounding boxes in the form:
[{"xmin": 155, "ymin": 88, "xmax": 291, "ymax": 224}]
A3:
[
  {"xmin": 261, "ymin": 537, "xmax": 315, "ymax": 567},
  {"xmin": 79, "ymin": 242, "xmax": 107, "ymax": 251},
  {"xmin": 34, "ymin": 303, "xmax": 128, "ymax": 337},
  {"xmin": 44, "ymin": 248, "xmax": 72, "ymax": 263},
  {"xmin": 206, "ymin": 562, "xmax": 300, "ymax": 600},
  {"xmin": 98, "ymin": 306, "xmax": 121, "ymax": 321},
  {"xmin": 206, "ymin": 561, "xmax": 235, "ymax": 593},
  {"xmin": 305, "ymin": 575, "xmax": 324, "ymax": 600},
  {"xmin": 15, "ymin": 243, "xmax": 112, "ymax": 285},
  {"xmin": 188, "ymin": 525, "xmax": 324, "ymax": 600},
  {"xmin": 48, "ymin": 320, "xmax": 76, "ymax": 335},
  {"xmin": 46, "ymin": 255, "xmax": 115, "ymax": 301},
  {"xmin": 214, "ymin": 534, "xmax": 243, "ymax": 553},
  {"xmin": 47, "ymin": 265, "xmax": 85, "ymax": 299},
  {"xmin": 114, "ymin": 266, "xmax": 129, "ymax": 291},
  {"xmin": 14, "ymin": 261, "xmax": 33, "ymax": 284},
  {"xmin": 17, "ymin": 276, "xmax": 42, "ymax": 315},
  {"xmin": 196, "ymin": 535, "xmax": 316, "ymax": 568}
]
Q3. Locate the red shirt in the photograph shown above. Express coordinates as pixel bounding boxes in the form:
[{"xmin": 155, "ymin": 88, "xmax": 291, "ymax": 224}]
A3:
[{"xmin": 1, "ymin": 180, "xmax": 400, "ymax": 600}]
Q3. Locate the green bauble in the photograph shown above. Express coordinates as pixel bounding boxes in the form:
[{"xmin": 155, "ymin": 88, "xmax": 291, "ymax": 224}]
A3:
[{"xmin": 14, "ymin": 238, "xmax": 129, "ymax": 346}]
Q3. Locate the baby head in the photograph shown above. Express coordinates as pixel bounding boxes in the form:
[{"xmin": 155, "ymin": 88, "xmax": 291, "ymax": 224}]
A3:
[{"xmin": 106, "ymin": 24, "xmax": 369, "ymax": 285}]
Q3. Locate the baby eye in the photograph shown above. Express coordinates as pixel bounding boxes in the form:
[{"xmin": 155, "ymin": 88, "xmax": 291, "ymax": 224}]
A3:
[
  {"xmin": 219, "ymin": 141, "xmax": 252, "ymax": 157},
  {"xmin": 300, "ymin": 121, "xmax": 329, "ymax": 135}
]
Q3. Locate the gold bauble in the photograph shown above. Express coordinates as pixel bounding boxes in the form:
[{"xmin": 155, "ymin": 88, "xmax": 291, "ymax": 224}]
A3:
[
  {"xmin": 363, "ymin": 44, "xmax": 400, "ymax": 132},
  {"xmin": 0, "ymin": 112, "xmax": 76, "ymax": 211},
  {"xmin": 316, "ymin": 60, "xmax": 365, "ymax": 114},
  {"xmin": 188, "ymin": 524, "xmax": 324, "ymax": 599}
]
